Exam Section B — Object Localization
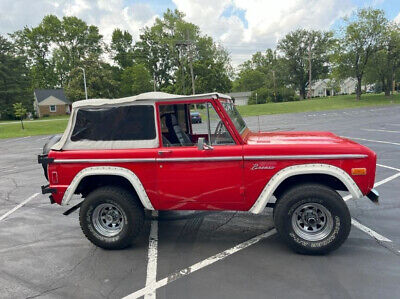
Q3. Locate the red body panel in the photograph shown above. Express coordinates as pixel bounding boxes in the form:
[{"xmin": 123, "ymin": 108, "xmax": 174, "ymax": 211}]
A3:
[{"xmin": 47, "ymin": 98, "xmax": 377, "ymax": 211}]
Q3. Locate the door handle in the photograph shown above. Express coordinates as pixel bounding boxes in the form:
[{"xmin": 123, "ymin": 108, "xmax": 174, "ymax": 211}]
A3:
[{"xmin": 158, "ymin": 150, "xmax": 172, "ymax": 155}]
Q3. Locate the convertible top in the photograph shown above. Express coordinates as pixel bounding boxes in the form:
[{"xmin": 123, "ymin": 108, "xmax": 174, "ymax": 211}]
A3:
[
  {"xmin": 52, "ymin": 92, "xmax": 231, "ymax": 151},
  {"xmin": 72, "ymin": 92, "xmax": 232, "ymax": 109}
]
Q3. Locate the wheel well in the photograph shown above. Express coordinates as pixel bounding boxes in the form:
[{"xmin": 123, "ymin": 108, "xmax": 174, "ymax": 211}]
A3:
[
  {"xmin": 273, "ymin": 174, "xmax": 348, "ymax": 200},
  {"xmin": 75, "ymin": 175, "xmax": 142, "ymax": 207}
]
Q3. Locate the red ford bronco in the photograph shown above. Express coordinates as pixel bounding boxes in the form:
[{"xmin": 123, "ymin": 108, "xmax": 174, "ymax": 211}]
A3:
[{"xmin": 38, "ymin": 92, "xmax": 379, "ymax": 254}]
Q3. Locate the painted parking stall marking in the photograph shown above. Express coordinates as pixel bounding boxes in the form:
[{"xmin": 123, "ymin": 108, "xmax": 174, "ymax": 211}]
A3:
[
  {"xmin": 144, "ymin": 210, "xmax": 159, "ymax": 299},
  {"xmin": 124, "ymin": 229, "xmax": 277, "ymax": 299},
  {"xmin": 0, "ymin": 193, "xmax": 40, "ymax": 221},
  {"xmin": 342, "ymin": 136, "xmax": 400, "ymax": 146}
]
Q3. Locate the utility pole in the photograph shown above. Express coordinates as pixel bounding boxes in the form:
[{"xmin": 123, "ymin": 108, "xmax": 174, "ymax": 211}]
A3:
[
  {"xmin": 153, "ymin": 73, "xmax": 157, "ymax": 92},
  {"xmin": 307, "ymin": 38, "xmax": 312, "ymax": 99},
  {"xmin": 79, "ymin": 67, "xmax": 88, "ymax": 100},
  {"xmin": 175, "ymin": 29, "xmax": 196, "ymax": 95},
  {"xmin": 272, "ymin": 70, "xmax": 277, "ymax": 102}
]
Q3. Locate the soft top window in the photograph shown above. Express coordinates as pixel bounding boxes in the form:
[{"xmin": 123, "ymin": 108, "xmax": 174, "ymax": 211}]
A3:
[{"xmin": 71, "ymin": 105, "xmax": 156, "ymax": 141}]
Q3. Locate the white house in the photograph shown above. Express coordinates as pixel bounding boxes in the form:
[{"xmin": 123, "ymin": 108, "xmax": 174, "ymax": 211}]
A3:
[
  {"xmin": 309, "ymin": 79, "xmax": 335, "ymax": 97},
  {"xmin": 339, "ymin": 78, "xmax": 357, "ymax": 95},
  {"xmin": 226, "ymin": 91, "xmax": 252, "ymax": 105}
]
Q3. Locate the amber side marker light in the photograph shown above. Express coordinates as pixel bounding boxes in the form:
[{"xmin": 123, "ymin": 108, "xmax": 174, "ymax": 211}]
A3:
[{"xmin": 351, "ymin": 168, "xmax": 367, "ymax": 175}]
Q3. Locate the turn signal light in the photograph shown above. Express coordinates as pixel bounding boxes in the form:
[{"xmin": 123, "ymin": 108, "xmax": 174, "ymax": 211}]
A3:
[{"xmin": 351, "ymin": 168, "xmax": 367, "ymax": 175}]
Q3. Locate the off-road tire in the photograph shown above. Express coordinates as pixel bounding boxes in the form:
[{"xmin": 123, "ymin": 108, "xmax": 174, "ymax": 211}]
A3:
[
  {"xmin": 79, "ymin": 186, "xmax": 144, "ymax": 250},
  {"xmin": 273, "ymin": 184, "xmax": 351, "ymax": 255}
]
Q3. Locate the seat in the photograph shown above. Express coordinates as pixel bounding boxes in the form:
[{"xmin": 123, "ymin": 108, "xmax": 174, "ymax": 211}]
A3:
[
  {"xmin": 162, "ymin": 135, "xmax": 172, "ymax": 147},
  {"xmin": 164, "ymin": 114, "xmax": 193, "ymax": 146}
]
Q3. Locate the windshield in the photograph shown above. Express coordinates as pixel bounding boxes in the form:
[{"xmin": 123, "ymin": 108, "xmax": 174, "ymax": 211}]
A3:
[{"xmin": 220, "ymin": 101, "xmax": 247, "ymax": 134}]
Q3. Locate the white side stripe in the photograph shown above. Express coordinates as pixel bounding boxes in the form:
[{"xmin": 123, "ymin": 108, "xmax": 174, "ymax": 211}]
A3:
[{"xmin": 244, "ymin": 154, "xmax": 367, "ymax": 160}]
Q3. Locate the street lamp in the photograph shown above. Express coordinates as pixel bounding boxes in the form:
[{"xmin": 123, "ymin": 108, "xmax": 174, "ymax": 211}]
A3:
[{"xmin": 79, "ymin": 67, "xmax": 88, "ymax": 100}]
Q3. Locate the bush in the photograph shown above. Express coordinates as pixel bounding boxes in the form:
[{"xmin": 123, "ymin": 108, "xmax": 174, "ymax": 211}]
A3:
[{"xmin": 248, "ymin": 87, "xmax": 298, "ymax": 104}]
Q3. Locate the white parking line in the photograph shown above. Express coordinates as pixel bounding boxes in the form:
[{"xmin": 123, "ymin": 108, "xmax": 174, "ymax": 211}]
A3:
[
  {"xmin": 362, "ymin": 129, "xmax": 400, "ymax": 134},
  {"xmin": 0, "ymin": 193, "xmax": 40, "ymax": 221},
  {"xmin": 123, "ymin": 229, "xmax": 277, "ymax": 299},
  {"xmin": 144, "ymin": 211, "xmax": 158, "ymax": 299},
  {"xmin": 377, "ymin": 164, "xmax": 400, "ymax": 172},
  {"xmin": 342, "ymin": 136, "xmax": 400, "ymax": 146},
  {"xmin": 351, "ymin": 219, "xmax": 392, "ymax": 242}
]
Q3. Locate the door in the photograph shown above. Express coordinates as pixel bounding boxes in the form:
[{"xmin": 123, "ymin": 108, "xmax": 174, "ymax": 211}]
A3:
[{"xmin": 156, "ymin": 100, "xmax": 244, "ymax": 211}]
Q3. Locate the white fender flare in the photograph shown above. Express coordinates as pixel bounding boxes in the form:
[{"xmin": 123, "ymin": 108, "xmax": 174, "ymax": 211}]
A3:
[
  {"xmin": 249, "ymin": 163, "xmax": 363, "ymax": 214},
  {"xmin": 61, "ymin": 166, "xmax": 154, "ymax": 210}
]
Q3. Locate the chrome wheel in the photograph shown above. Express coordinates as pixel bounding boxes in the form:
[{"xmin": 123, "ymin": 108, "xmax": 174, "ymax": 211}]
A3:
[
  {"xmin": 291, "ymin": 202, "xmax": 333, "ymax": 241},
  {"xmin": 92, "ymin": 203, "xmax": 125, "ymax": 237}
]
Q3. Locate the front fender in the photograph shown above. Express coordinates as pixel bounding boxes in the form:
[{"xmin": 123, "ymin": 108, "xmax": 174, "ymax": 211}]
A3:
[{"xmin": 249, "ymin": 163, "xmax": 363, "ymax": 214}]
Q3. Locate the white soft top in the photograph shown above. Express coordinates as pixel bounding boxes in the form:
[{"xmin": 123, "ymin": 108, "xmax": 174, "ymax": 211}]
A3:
[
  {"xmin": 52, "ymin": 92, "xmax": 231, "ymax": 151},
  {"xmin": 72, "ymin": 91, "xmax": 231, "ymax": 109}
]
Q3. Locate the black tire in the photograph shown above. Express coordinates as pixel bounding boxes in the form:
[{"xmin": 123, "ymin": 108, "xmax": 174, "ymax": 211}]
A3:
[
  {"xmin": 79, "ymin": 186, "xmax": 144, "ymax": 250},
  {"xmin": 273, "ymin": 184, "xmax": 351, "ymax": 255}
]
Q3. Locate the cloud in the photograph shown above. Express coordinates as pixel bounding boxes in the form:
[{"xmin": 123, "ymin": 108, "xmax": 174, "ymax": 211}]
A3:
[
  {"xmin": 173, "ymin": 0, "xmax": 354, "ymax": 66},
  {"xmin": 0, "ymin": 0, "xmax": 157, "ymax": 43},
  {"xmin": 395, "ymin": 12, "xmax": 400, "ymax": 23},
  {"xmin": 1, "ymin": 0, "xmax": 381, "ymax": 67}
]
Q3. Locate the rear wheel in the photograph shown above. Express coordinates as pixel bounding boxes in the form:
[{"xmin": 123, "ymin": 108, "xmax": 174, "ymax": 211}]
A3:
[
  {"xmin": 79, "ymin": 186, "xmax": 144, "ymax": 249},
  {"xmin": 273, "ymin": 184, "xmax": 351, "ymax": 255}
]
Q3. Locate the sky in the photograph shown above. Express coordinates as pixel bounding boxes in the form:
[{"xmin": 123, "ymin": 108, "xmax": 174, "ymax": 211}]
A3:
[{"xmin": 1, "ymin": 0, "xmax": 400, "ymax": 66}]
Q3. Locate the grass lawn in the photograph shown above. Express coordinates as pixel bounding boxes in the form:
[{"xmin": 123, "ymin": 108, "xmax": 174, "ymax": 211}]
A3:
[
  {"xmin": 237, "ymin": 93, "xmax": 400, "ymax": 116},
  {"xmin": 1, "ymin": 93, "xmax": 399, "ymax": 139},
  {"xmin": 0, "ymin": 117, "xmax": 69, "ymax": 139}
]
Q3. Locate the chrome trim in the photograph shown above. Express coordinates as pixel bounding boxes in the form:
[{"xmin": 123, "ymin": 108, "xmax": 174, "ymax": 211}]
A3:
[
  {"xmin": 244, "ymin": 154, "xmax": 367, "ymax": 161},
  {"xmin": 53, "ymin": 158, "xmax": 156, "ymax": 164},
  {"xmin": 158, "ymin": 156, "xmax": 242, "ymax": 162}
]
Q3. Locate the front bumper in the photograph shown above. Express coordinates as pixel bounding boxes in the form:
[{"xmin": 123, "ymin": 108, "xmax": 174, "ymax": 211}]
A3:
[{"xmin": 366, "ymin": 189, "xmax": 379, "ymax": 204}]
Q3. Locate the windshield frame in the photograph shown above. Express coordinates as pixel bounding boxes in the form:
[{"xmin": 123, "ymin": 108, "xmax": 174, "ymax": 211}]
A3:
[{"xmin": 219, "ymin": 99, "xmax": 248, "ymax": 135}]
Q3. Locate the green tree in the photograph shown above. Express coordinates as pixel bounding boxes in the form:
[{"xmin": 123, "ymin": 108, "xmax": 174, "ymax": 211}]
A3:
[
  {"xmin": 278, "ymin": 29, "xmax": 333, "ymax": 99},
  {"xmin": 66, "ymin": 56, "xmax": 119, "ymax": 101},
  {"xmin": 121, "ymin": 64, "xmax": 153, "ymax": 96},
  {"xmin": 365, "ymin": 22, "xmax": 400, "ymax": 96},
  {"xmin": 12, "ymin": 15, "xmax": 103, "ymax": 88},
  {"xmin": 134, "ymin": 9, "xmax": 232, "ymax": 94},
  {"xmin": 0, "ymin": 36, "xmax": 31, "ymax": 120},
  {"xmin": 333, "ymin": 8, "xmax": 388, "ymax": 100},
  {"xmin": 233, "ymin": 69, "xmax": 266, "ymax": 91},
  {"xmin": 13, "ymin": 102, "xmax": 27, "ymax": 129},
  {"xmin": 111, "ymin": 29, "xmax": 134, "ymax": 69}
]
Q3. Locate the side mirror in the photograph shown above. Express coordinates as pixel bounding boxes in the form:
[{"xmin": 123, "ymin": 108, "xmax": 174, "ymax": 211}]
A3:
[{"xmin": 197, "ymin": 137, "xmax": 213, "ymax": 150}]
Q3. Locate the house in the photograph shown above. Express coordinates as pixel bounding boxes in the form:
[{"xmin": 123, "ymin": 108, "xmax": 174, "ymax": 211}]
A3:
[
  {"xmin": 309, "ymin": 79, "xmax": 335, "ymax": 97},
  {"xmin": 34, "ymin": 89, "xmax": 71, "ymax": 117},
  {"xmin": 226, "ymin": 91, "xmax": 252, "ymax": 106},
  {"xmin": 339, "ymin": 78, "xmax": 357, "ymax": 95}
]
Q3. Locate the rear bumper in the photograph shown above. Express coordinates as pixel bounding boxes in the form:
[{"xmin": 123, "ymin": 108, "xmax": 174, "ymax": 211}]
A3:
[{"xmin": 366, "ymin": 188, "xmax": 379, "ymax": 204}]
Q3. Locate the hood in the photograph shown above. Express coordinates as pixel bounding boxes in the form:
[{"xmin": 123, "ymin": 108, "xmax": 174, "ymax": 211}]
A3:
[{"xmin": 245, "ymin": 131, "xmax": 354, "ymax": 145}]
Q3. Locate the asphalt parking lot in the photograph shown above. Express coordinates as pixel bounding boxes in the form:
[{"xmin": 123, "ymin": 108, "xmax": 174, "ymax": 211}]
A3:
[{"xmin": 0, "ymin": 105, "xmax": 400, "ymax": 299}]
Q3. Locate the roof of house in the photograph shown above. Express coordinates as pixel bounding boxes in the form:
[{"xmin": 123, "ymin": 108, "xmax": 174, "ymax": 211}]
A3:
[
  {"xmin": 226, "ymin": 91, "xmax": 252, "ymax": 97},
  {"xmin": 34, "ymin": 89, "xmax": 70, "ymax": 104},
  {"xmin": 72, "ymin": 92, "xmax": 231, "ymax": 108}
]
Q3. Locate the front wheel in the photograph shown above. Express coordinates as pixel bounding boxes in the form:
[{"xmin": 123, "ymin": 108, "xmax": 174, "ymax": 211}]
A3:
[
  {"xmin": 79, "ymin": 186, "xmax": 144, "ymax": 250},
  {"xmin": 273, "ymin": 184, "xmax": 351, "ymax": 255}
]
